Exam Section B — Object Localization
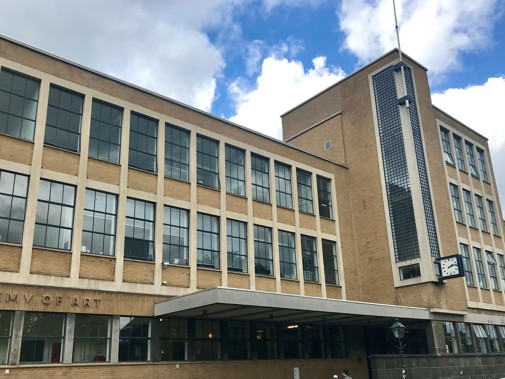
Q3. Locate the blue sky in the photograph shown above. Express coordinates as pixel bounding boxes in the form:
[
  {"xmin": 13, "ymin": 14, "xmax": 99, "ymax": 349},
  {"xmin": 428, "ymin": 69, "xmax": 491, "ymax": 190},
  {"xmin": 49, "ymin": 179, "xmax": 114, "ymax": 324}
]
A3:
[{"xmin": 1, "ymin": 0, "xmax": 504, "ymax": 215}]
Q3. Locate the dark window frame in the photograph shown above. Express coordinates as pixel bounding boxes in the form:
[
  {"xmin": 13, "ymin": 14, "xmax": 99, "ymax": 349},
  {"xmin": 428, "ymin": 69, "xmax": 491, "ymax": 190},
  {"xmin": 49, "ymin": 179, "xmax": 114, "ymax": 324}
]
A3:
[
  {"xmin": 165, "ymin": 123, "xmax": 190, "ymax": 181},
  {"xmin": 227, "ymin": 219, "xmax": 247, "ymax": 272},
  {"xmin": 225, "ymin": 144, "xmax": 245, "ymax": 196},
  {"xmin": 124, "ymin": 198, "xmax": 155, "ymax": 261},
  {"xmin": 89, "ymin": 99, "xmax": 122, "ymax": 163},
  {"xmin": 197, "ymin": 213, "xmax": 220, "ymax": 269},
  {"xmin": 316, "ymin": 176, "xmax": 333, "ymax": 219},
  {"xmin": 254, "ymin": 224, "xmax": 273, "ymax": 276},
  {"xmin": 0, "ymin": 169, "xmax": 28, "ymax": 244},
  {"xmin": 118, "ymin": 316, "xmax": 151, "ymax": 362},
  {"xmin": 163, "ymin": 206, "xmax": 189, "ymax": 266},
  {"xmin": 128, "ymin": 112, "xmax": 158, "ymax": 173},
  {"xmin": 440, "ymin": 127, "xmax": 454, "ymax": 165},
  {"xmin": 301, "ymin": 235, "xmax": 319, "ymax": 282},
  {"xmin": 322, "ymin": 239, "xmax": 339, "ymax": 285},
  {"xmin": 251, "ymin": 154, "xmax": 270, "ymax": 203},
  {"xmin": 275, "ymin": 162, "xmax": 293, "ymax": 208},
  {"xmin": 196, "ymin": 135, "xmax": 219, "ymax": 189},
  {"xmin": 278, "ymin": 230, "xmax": 297, "ymax": 280},
  {"xmin": 297, "ymin": 169, "xmax": 314, "ymax": 214}
]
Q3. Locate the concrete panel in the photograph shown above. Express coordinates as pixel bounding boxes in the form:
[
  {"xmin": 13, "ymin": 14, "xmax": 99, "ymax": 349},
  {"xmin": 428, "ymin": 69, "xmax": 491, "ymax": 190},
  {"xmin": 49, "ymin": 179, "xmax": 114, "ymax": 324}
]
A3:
[
  {"xmin": 87, "ymin": 158, "xmax": 121, "ymax": 185},
  {"xmin": 127, "ymin": 168, "xmax": 157, "ymax": 193},
  {"xmin": 256, "ymin": 276, "xmax": 276, "ymax": 292},
  {"xmin": 30, "ymin": 248, "xmax": 71, "ymax": 277},
  {"xmin": 197, "ymin": 268, "xmax": 221, "ymax": 289},
  {"xmin": 162, "ymin": 265, "xmax": 190, "ymax": 288},
  {"xmin": 280, "ymin": 279, "xmax": 300, "ymax": 295},
  {"xmin": 79, "ymin": 254, "xmax": 115, "ymax": 281},
  {"xmin": 0, "ymin": 135, "xmax": 33, "ymax": 165},
  {"xmin": 164, "ymin": 178, "xmax": 190, "ymax": 202},
  {"xmin": 276, "ymin": 207, "xmax": 295, "ymax": 227},
  {"xmin": 123, "ymin": 260, "xmax": 155, "ymax": 284},
  {"xmin": 197, "ymin": 186, "xmax": 220, "ymax": 209},
  {"xmin": 226, "ymin": 193, "xmax": 247, "ymax": 215},
  {"xmin": 0, "ymin": 244, "xmax": 21, "ymax": 272},
  {"xmin": 227, "ymin": 272, "xmax": 250, "ymax": 289},
  {"xmin": 253, "ymin": 201, "xmax": 272, "ymax": 221},
  {"xmin": 42, "ymin": 146, "xmax": 79, "ymax": 176}
]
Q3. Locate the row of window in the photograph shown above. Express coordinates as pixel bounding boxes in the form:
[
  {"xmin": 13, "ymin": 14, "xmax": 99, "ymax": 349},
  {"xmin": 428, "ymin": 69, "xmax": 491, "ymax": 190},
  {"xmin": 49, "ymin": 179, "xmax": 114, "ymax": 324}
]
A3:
[
  {"xmin": 443, "ymin": 321, "xmax": 505, "ymax": 354},
  {"xmin": 440, "ymin": 127, "xmax": 489, "ymax": 182},
  {"xmin": 0, "ymin": 169, "xmax": 339, "ymax": 284},
  {"xmin": 0, "ymin": 68, "xmax": 334, "ymax": 218},
  {"xmin": 0, "ymin": 311, "xmax": 347, "ymax": 364},
  {"xmin": 459, "ymin": 243, "xmax": 505, "ymax": 291},
  {"xmin": 449, "ymin": 183, "xmax": 500, "ymax": 236}
]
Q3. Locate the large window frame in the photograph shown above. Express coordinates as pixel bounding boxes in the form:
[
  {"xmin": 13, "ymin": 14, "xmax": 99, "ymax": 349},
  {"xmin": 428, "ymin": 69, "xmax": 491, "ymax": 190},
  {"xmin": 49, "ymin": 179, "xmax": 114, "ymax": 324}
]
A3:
[
  {"xmin": 45, "ymin": 85, "xmax": 83, "ymax": 152},
  {"xmin": 0, "ymin": 170, "xmax": 28, "ymax": 244},
  {"xmin": 487, "ymin": 199, "xmax": 500, "ymax": 236},
  {"xmin": 227, "ymin": 219, "xmax": 248, "ymax": 273},
  {"xmin": 195, "ymin": 320, "xmax": 221, "ymax": 361},
  {"xmin": 129, "ymin": 112, "xmax": 158, "ymax": 173},
  {"xmin": 460, "ymin": 243, "xmax": 475, "ymax": 286},
  {"xmin": 251, "ymin": 154, "xmax": 270, "ymax": 203},
  {"xmin": 196, "ymin": 135, "xmax": 219, "ymax": 189},
  {"xmin": 163, "ymin": 206, "xmax": 189, "ymax": 266},
  {"xmin": 297, "ymin": 169, "xmax": 314, "ymax": 214},
  {"xmin": 0, "ymin": 68, "xmax": 39, "ymax": 141},
  {"xmin": 473, "ymin": 247, "xmax": 487, "ymax": 289},
  {"xmin": 20, "ymin": 312, "xmax": 65, "ymax": 363},
  {"xmin": 278, "ymin": 230, "xmax": 297, "ymax": 280},
  {"xmin": 275, "ymin": 162, "xmax": 293, "ymax": 208},
  {"xmin": 89, "ymin": 99, "xmax": 122, "ymax": 163},
  {"xmin": 322, "ymin": 239, "xmax": 339, "ymax": 285},
  {"xmin": 475, "ymin": 194, "xmax": 488, "ymax": 232},
  {"xmin": 34, "ymin": 179, "xmax": 75, "ymax": 250},
  {"xmin": 301, "ymin": 235, "xmax": 319, "ymax": 282},
  {"xmin": 81, "ymin": 189, "xmax": 117, "ymax": 256},
  {"xmin": 465, "ymin": 141, "xmax": 479, "ymax": 177},
  {"xmin": 124, "ymin": 198, "xmax": 155, "ymax": 261},
  {"xmin": 119, "ymin": 316, "xmax": 151, "ymax": 362},
  {"xmin": 225, "ymin": 144, "xmax": 245, "ymax": 196},
  {"xmin": 316, "ymin": 176, "xmax": 333, "ymax": 219},
  {"xmin": 0, "ymin": 311, "xmax": 13, "ymax": 365},
  {"xmin": 462, "ymin": 189, "xmax": 476, "ymax": 228},
  {"xmin": 486, "ymin": 251, "xmax": 499, "ymax": 291},
  {"xmin": 449, "ymin": 184, "xmax": 464, "ymax": 224},
  {"xmin": 73, "ymin": 314, "xmax": 111, "ymax": 363},
  {"xmin": 453, "ymin": 135, "xmax": 466, "ymax": 171},
  {"xmin": 165, "ymin": 123, "xmax": 189, "ymax": 181},
  {"xmin": 197, "ymin": 213, "xmax": 220, "ymax": 269},
  {"xmin": 442, "ymin": 321, "xmax": 458, "ymax": 353},
  {"xmin": 159, "ymin": 318, "xmax": 188, "ymax": 361},
  {"xmin": 498, "ymin": 254, "xmax": 505, "ymax": 290},
  {"xmin": 254, "ymin": 224, "xmax": 273, "ymax": 276},
  {"xmin": 476, "ymin": 148, "xmax": 489, "ymax": 182},
  {"xmin": 440, "ymin": 127, "xmax": 454, "ymax": 165}
]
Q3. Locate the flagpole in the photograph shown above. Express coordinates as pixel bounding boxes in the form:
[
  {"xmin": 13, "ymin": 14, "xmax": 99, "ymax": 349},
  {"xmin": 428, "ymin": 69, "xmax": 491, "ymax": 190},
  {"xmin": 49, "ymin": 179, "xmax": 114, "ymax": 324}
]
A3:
[{"xmin": 392, "ymin": 0, "xmax": 403, "ymax": 62}]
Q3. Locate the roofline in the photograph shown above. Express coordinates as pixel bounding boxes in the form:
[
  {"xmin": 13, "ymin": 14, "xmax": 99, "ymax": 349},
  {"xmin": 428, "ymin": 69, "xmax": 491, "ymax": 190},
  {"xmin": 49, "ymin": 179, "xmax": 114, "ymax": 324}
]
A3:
[
  {"xmin": 0, "ymin": 34, "xmax": 346, "ymax": 169},
  {"xmin": 432, "ymin": 105, "xmax": 488, "ymax": 141},
  {"xmin": 280, "ymin": 48, "xmax": 428, "ymax": 117}
]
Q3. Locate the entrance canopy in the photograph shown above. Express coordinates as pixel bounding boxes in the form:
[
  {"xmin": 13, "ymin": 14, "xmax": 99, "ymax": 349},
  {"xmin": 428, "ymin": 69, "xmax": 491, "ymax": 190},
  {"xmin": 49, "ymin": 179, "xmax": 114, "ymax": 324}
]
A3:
[{"xmin": 154, "ymin": 287, "xmax": 432, "ymax": 326}]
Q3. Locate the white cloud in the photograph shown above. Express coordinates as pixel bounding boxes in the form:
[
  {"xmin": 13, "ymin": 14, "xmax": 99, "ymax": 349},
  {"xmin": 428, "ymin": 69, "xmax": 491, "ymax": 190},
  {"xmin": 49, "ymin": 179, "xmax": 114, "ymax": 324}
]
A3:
[
  {"xmin": 432, "ymin": 77, "xmax": 505, "ymax": 217},
  {"xmin": 228, "ymin": 55, "xmax": 346, "ymax": 139},
  {"xmin": 339, "ymin": 0, "xmax": 500, "ymax": 77}
]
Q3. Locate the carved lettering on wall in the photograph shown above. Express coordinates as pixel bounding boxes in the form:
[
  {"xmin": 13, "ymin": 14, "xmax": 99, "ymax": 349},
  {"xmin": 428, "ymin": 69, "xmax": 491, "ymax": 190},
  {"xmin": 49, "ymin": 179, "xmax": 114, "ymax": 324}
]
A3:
[{"xmin": 0, "ymin": 293, "xmax": 101, "ymax": 308}]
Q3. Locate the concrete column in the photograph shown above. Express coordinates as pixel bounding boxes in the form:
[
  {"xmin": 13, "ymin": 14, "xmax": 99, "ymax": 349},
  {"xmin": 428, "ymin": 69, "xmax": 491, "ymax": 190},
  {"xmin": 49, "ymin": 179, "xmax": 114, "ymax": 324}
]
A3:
[
  {"xmin": 63, "ymin": 313, "xmax": 76, "ymax": 363},
  {"xmin": 8, "ymin": 311, "xmax": 24, "ymax": 365},
  {"xmin": 110, "ymin": 316, "xmax": 120, "ymax": 363}
]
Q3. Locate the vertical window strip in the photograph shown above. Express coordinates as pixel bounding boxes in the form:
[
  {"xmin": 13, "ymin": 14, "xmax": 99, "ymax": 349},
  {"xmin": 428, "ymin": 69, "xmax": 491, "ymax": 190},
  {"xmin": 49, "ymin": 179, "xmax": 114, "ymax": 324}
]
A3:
[
  {"xmin": 254, "ymin": 224, "xmax": 273, "ymax": 276},
  {"xmin": 460, "ymin": 243, "xmax": 475, "ymax": 286},
  {"xmin": 475, "ymin": 194, "xmax": 488, "ymax": 232},
  {"xmin": 128, "ymin": 112, "xmax": 158, "ymax": 173},
  {"xmin": 196, "ymin": 135, "xmax": 219, "ymax": 189},
  {"xmin": 449, "ymin": 184, "xmax": 464, "ymax": 224},
  {"xmin": 0, "ymin": 68, "xmax": 39, "ymax": 141},
  {"xmin": 497, "ymin": 254, "xmax": 505, "ymax": 290},
  {"xmin": 0, "ymin": 170, "xmax": 29, "ymax": 244},
  {"xmin": 457, "ymin": 323, "xmax": 474, "ymax": 353},
  {"xmin": 227, "ymin": 219, "xmax": 248, "ymax": 272},
  {"xmin": 453, "ymin": 135, "xmax": 466, "ymax": 171},
  {"xmin": 465, "ymin": 141, "xmax": 479, "ymax": 177},
  {"xmin": 322, "ymin": 239, "xmax": 339, "ymax": 285},
  {"xmin": 462, "ymin": 189, "xmax": 476, "ymax": 228},
  {"xmin": 163, "ymin": 206, "xmax": 189, "ymax": 266},
  {"xmin": 487, "ymin": 199, "xmax": 500, "ymax": 236},
  {"xmin": 301, "ymin": 235, "xmax": 319, "ymax": 282},
  {"xmin": 197, "ymin": 213, "xmax": 220, "ymax": 269},
  {"xmin": 225, "ymin": 144, "xmax": 245, "ymax": 196},
  {"xmin": 118, "ymin": 317, "xmax": 151, "ymax": 362},
  {"xmin": 124, "ymin": 198, "xmax": 155, "ymax": 261},
  {"xmin": 440, "ymin": 127, "xmax": 454, "ymax": 164},
  {"xmin": 275, "ymin": 162, "xmax": 293, "ymax": 208},
  {"xmin": 297, "ymin": 169, "xmax": 314, "ymax": 214},
  {"xmin": 486, "ymin": 251, "xmax": 499, "ymax": 291},
  {"xmin": 165, "ymin": 124, "xmax": 190, "ymax": 181},
  {"xmin": 316, "ymin": 176, "xmax": 333, "ymax": 219},
  {"xmin": 473, "ymin": 247, "xmax": 487, "ymax": 289},
  {"xmin": 278, "ymin": 230, "xmax": 297, "ymax": 280},
  {"xmin": 251, "ymin": 154, "xmax": 270, "ymax": 203},
  {"xmin": 477, "ymin": 148, "xmax": 489, "ymax": 182},
  {"xmin": 89, "ymin": 99, "xmax": 122, "ymax": 163},
  {"xmin": 442, "ymin": 322, "xmax": 458, "ymax": 353}
]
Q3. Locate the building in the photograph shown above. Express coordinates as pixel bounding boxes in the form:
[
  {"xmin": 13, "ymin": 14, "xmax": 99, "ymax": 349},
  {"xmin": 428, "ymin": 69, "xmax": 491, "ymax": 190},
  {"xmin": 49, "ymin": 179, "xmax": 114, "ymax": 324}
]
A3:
[{"xmin": 0, "ymin": 35, "xmax": 504, "ymax": 379}]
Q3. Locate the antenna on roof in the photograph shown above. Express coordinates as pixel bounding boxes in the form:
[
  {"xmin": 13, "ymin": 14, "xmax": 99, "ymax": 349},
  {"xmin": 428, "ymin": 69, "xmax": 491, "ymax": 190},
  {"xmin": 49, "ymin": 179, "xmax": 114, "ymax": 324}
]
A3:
[{"xmin": 392, "ymin": 0, "xmax": 403, "ymax": 62}]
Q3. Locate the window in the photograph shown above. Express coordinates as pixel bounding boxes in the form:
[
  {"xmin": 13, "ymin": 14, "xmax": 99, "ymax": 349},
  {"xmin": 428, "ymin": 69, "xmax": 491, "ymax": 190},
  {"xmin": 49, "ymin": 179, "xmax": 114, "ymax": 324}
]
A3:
[
  {"xmin": 254, "ymin": 225, "xmax": 273, "ymax": 276},
  {"xmin": 34, "ymin": 179, "xmax": 75, "ymax": 250},
  {"xmin": 316, "ymin": 176, "xmax": 333, "ymax": 218},
  {"xmin": 45, "ymin": 85, "xmax": 83, "ymax": 152},
  {"xmin": 498, "ymin": 254, "xmax": 505, "ymax": 289},
  {"xmin": 195, "ymin": 320, "xmax": 220, "ymax": 360},
  {"xmin": 197, "ymin": 135, "xmax": 219, "ymax": 188},
  {"xmin": 124, "ymin": 198, "xmax": 154, "ymax": 261},
  {"xmin": 485, "ymin": 325, "xmax": 500, "ymax": 353},
  {"xmin": 462, "ymin": 189, "xmax": 476, "ymax": 228},
  {"xmin": 301, "ymin": 235, "xmax": 319, "ymax": 282},
  {"xmin": 475, "ymin": 194, "xmax": 488, "ymax": 232},
  {"xmin": 159, "ymin": 318, "xmax": 187, "ymax": 361},
  {"xmin": 20, "ymin": 312, "xmax": 65, "ymax": 363},
  {"xmin": 0, "ymin": 311, "xmax": 13, "ymax": 364},
  {"xmin": 440, "ymin": 127, "xmax": 454, "ymax": 164},
  {"xmin": 255, "ymin": 322, "xmax": 278, "ymax": 359},
  {"xmin": 0, "ymin": 170, "xmax": 28, "ymax": 244},
  {"xmin": 303, "ymin": 325, "xmax": 324, "ymax": 359},
  {"xmin": 473, "ymin": 247, "xmax": 487, "ymax": 289},
  {"xmin": 499, "ymin": 326, "xmax": 505, "ymax": 352},
  {"xmin": 442, "ymin": 322, "xmax": 458, "ymax": 353},
  {"xmin": 487, "ymin": 199, "xmax": 500, "ymax": 236},
  {"xmin": 251, "ymin": 154, "xmax": 270, "ymax": 203},
  {"xmin": 399, "ymin": 264, "xmax": 421, "ymax": 280},
  {"xmin": 297, "ymin": 169, "xmax": 314, "ymax": 214},
  {"xmin": 460, "ymin": 243, "xmax": 475, "ymax": 286},
  {"xmin": 73, "ymin": 315, "xmax": 111, "ymax": 363},
  {"xmin": 89, "ymin": 99, "xmax": 122, "ymax": 163},
  {"xmin": 227, "ymin": 321, "xmax": 250, "ymax": 360},
  {"xmin": 486, "ymin": 251, "xmax": 499, "ymax": 291},
  {"xmin": 465, "ymin": 141, "xmax": 479, "ymax": 177},
  {"xmin": 275, "ymin": 162, "xmax": 293, "ymax": 208},
  {"xmin": 227, "ymin": 219, "xmax": 247, "ymax": 272},
  {"xmin": 225, "ymin": 145, "xmax": 245, "ymax": 196},
  {"xmin": 322, "ymin": 240, "xmax": 339, "ymax": 285},
  {"xmin": 457, "ymin": 323, "xmax": 473, "ymax": 353},
  {"xmin": 328, "ymin": 325, "xmax": 347, "ymax": 358},
  {"xmin": 453, "ymin": 135, "xmax": 466, "ymax": 171},
  {"xmin": 282, "ymin": 323, "xmax": 300, "ymax": 359},
  {"xmin": 197, "ymin": 213, "xmax": 220, "ymax": 269},
  {"xmin": 477, "ymin": 148, "xmax": 489, "ymax": 182},
  {"xmin": 119, "ymin": 317, "xmax": 151, "ymax": 362},
  {"xmin": 129, "ymin": 112, "xmax": 157, "ymax": 172},
  {"xmin": 0, "ymin": 68, "xmax": 39, "ymax": 140},
  {"xmin": 165, "ymin": 124, "xmax": 189, "ymax": 181},
  {"xmin": 449, "ymin": 184, "xmax": 463, "ymax": 224},
  {"xmin": 278, "ymin": 230, "xmax": 296, "ymax": 279},
  {"xmin": 473, "ymin": 324, "xmax": 488, "ymax": 353},
  {"xmin": 163, "ymin": 206, "xmax": 189, "ymax": 266},
  {"xmin": 81, "ymin": 189, "xmax": 117, "ymax": 256}
]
